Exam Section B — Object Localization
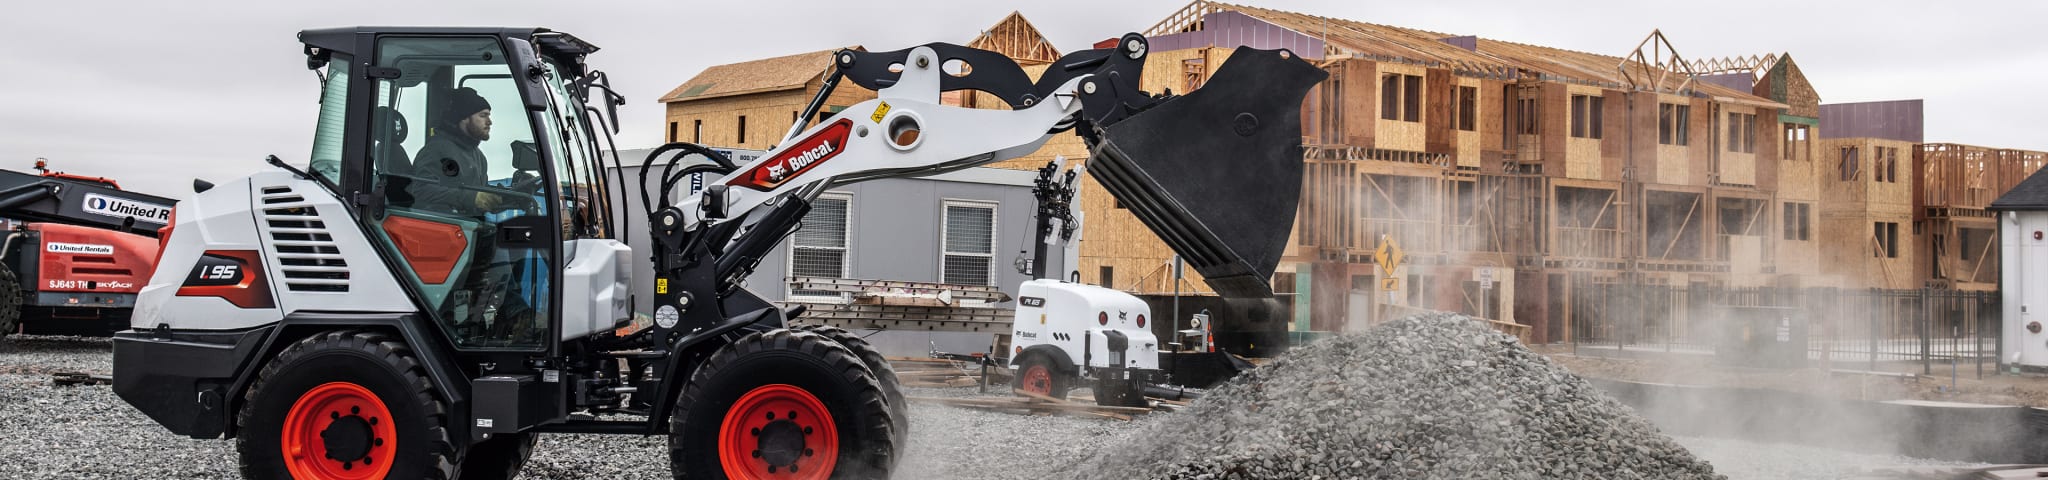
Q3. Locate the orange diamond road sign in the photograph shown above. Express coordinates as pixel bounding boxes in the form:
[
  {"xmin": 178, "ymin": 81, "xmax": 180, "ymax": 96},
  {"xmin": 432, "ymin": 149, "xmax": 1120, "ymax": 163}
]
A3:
[
  {"xmin": 1381, "ymin": 277, "xmax": 1400, "ymax": 291},
  {"xmin": 1375, "ymin": 235, "xmax": 1404, "ymax": 276}
]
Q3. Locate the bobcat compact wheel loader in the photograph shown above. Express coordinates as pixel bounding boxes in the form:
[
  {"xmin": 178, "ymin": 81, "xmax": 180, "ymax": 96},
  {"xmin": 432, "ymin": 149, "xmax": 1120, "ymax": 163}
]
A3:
[{"xmin": 111, "ymin": 26, "xmax": 1323, "ymax": 479}]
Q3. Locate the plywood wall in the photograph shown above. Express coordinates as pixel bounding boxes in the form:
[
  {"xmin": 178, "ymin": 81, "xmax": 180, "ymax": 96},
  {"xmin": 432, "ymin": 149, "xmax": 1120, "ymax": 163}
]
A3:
[
  {"xmin": 663, "ymin": 78, "xmax": 877, "ymax": 150},
  {"xmin": 1373, "ymin": 62, "xmax": 1427, "ymax": 152}
]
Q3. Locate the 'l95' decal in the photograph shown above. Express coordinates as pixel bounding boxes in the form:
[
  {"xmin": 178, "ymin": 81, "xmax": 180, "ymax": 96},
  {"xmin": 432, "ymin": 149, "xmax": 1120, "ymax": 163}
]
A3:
[
  {"xmin": 177, "ymin": 251, "xmax": 274, "ymax": 309},
  {"xmin": 186, "ymin": 255, "xmax": 246, "ymax": 286}
]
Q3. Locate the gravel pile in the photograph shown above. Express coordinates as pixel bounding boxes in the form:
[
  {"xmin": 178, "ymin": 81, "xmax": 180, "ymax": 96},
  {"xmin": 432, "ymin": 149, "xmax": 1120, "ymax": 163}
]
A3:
[{"xmin": 1072, "ymin": 313, "xmax": 1723, "ymax": 480}]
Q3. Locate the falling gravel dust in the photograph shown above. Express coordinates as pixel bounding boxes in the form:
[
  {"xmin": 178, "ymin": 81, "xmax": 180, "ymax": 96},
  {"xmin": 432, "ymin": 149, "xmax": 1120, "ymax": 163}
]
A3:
[{"xmin": 1069, "ymin": 312, "xmax": 1722, "ymax": 480}]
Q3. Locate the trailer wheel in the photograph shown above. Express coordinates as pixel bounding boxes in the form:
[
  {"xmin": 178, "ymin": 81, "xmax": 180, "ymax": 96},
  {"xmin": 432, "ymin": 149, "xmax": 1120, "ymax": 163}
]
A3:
[
  {"xmin": 669, "ymin": 329, "xmax": 895, "ymax": 480},
  {"xmin": 236, "ymin": 330, "xmax": 461, "ymax": 480},
  {"xmin": 0, "ymin": 268, "xmax": 20, "ymax": 339},
  {"xmin": 456, "ymin": 432, "xmax": 537, "ymax": 480},
  {"xmin": 790, "ymin": 324, "xmax": 908, "ymax": 456},
  {"xmin": 1093, "ymin": 380, "xmax": 1149, "ymax": 408},
  {"xmin": 1013, "ymin": 354, "xmax": 1071, "ymax": 400}
]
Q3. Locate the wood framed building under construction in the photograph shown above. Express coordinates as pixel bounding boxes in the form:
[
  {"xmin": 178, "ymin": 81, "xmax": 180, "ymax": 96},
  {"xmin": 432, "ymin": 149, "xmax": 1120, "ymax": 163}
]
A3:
[
  {"xmin": 655, "ymin": 3, "xmax": 2047, "ymax": 344},
  {"xmin": 1154, "ymin": 2, "xmax": 2048, "ymax": 340}
]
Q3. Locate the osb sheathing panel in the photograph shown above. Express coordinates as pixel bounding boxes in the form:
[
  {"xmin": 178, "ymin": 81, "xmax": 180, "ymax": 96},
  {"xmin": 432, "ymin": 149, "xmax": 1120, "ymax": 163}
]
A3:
[
  {"xmin": 1754, "ymin": 111, "xmax": 1781, "ymax": 191},
  {"xmin": 1628, "ymin": 91, "xmax": 1661, "ymax": 183},
  {"xmin": 1539, "ymin": 83, "xmax": 1568, "ymax": 177},
  {"xmin": 1479, "ymin": 79, "xmax": 1506, "ymax": 154},
  {"xmin": 1759, "ymin": 56, "xmax": 1821, "ymax": 119},
  {"xmin": 1455, "ymin": 77, "xmax": 1484, "ymax": 168},
  {"xmin": 664, "ymin": 90, "xmax": 814, "ymax": 148},
  {"xmin": 1776, "ymin": 123, "xmax": 1821, "ymax": 201},
  {"xmin": 1776, "ymin": 224, "xmax": 1820, "ymax": 278},
  {"xmin": 1721, "ymin": 152, "xmax": 1758, "ymax": 186},
  {"xmin": 1688, "ymin": 97, "xmax": 1713, "ymax": 187},
  {"xmin": 1815, "ymin": 212, "xmax": 1918, "ymax": 290},
  {"xmin": 1424, "ymin": 68, "xmax": 1454, "ymax": 155},
  {"xmin": 1373, "ymin": 62, "xmax": 1427, "ymax": 152},
  {"xmin": 1599, "ymin": 89, "xmax": 1626, "ymax": 181},
  {"xmin": 1344, "ymin": 60, "xmax": 1378, "ymax": 147},
  {"xmin": 1718, "ymin": 104, "xmax": 1759, "ymax": 186},
  {"xmin": 1815, "ymin": 138, "xmax": 1917, "ymax": 216},
  {"xmin": 1563, "ymin": 84, "xmax": 1603, "ymax": 181}
]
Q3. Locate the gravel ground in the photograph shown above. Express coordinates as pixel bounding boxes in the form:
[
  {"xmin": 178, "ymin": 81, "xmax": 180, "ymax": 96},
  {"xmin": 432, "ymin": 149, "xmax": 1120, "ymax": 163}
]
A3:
[{"xmin": 0, "ymin": 334, "xmax": 2003, "ymax": 479}]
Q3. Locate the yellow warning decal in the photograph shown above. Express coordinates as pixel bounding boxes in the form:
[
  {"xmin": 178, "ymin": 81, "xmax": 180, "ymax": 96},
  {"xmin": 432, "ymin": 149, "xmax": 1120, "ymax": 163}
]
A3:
[
  {"xmin": 656, "ymin": 278, "xmax": 669, "ymax": 294},
  {"xmin": 870, "ymin": 101, "xmax": 892, "ymax": 122}
]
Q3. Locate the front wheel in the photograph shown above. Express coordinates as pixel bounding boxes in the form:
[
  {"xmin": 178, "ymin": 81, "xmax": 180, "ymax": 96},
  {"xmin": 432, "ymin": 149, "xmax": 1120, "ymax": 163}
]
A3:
[
  {"xmin": 235, "ymin": 330, "xmax": 462, "ymax": 480},
  {"xmin": 669, "ymin": 329, "xmax": 896, "ymax": 479},
  {"xmin": 789, "ymin": 324, "xmax": 908, "ymax": 456}
]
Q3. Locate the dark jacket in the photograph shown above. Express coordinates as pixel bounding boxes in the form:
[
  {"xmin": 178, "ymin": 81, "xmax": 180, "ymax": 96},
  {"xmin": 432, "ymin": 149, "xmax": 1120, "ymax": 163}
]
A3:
[{"xmin": 408, "ymin": 130, "xmax": 488, "ymax": 215}]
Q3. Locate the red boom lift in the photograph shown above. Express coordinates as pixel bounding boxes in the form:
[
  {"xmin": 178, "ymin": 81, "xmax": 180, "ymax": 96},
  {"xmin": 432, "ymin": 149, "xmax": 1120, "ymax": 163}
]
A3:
[{"xmin": 0, "ymin": 161, "xmax": 173, "ymax": 337}]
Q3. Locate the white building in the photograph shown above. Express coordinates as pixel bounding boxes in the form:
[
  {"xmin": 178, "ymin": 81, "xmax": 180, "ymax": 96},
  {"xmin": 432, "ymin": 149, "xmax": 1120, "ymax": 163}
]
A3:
[{"xmin": 1990, "ymin": 169, "xmax": 2048, "ymax": 370}]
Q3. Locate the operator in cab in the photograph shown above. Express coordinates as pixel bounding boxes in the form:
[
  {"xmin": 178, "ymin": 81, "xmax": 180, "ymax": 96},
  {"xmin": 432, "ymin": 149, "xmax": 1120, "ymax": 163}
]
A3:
[{"xmin": 412, "ymin": 87, "xmax": 506, "ymax": 214}]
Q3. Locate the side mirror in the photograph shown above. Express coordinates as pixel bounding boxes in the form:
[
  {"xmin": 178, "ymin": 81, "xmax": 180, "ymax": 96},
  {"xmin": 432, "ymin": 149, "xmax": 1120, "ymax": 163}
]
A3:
[
  {"xmin": 511, "ymin": 141, "xmax": 542, "ymax": 171},
  {"xmin": 702, "ymin": 185, "xmax": 729, "ymax": 220}
]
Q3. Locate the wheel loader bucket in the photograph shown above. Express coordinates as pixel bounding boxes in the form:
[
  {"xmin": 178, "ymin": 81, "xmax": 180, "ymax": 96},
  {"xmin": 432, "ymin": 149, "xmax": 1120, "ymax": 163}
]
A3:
[{"xmin": 1087, "ymin": 46, "xmax": 1326, "ymax": 299}]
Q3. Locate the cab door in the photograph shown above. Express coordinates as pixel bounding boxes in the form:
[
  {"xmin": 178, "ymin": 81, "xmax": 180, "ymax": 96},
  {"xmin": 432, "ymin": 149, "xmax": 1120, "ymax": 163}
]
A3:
[{"xmin": 360, "ymin": 35, "xmax": 557, "ymax": 350}]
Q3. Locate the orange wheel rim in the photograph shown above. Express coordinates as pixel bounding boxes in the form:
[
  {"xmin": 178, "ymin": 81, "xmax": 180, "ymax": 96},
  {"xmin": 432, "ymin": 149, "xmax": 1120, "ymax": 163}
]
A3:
[
  {"xmin": 718, "ymin": 384, "xmax": 838, "ymax": 480},
  {"xmin": 281, "ymin": 382, "xmax": 397, "ymax": 480},
  {"xmin": 1021, "ymin": 365, "xmax": 1052, "ymax": 396}
]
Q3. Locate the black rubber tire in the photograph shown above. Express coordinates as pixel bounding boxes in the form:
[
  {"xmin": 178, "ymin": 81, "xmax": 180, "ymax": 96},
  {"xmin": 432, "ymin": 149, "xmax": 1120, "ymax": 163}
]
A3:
[
  {"xmin": 458, "ymin": 432, "xmax": 537, "ymax": 480},
  {"xmin": 790, "ymin": 324, "xmax": 908, "ymax": 456},
  {"xmin": 236, "ymin": 330, "xmax": 462, "ymax": 480},
  {"xmin": 0, "ymin": 268, "xmax": 20, "ymax": 339},
  {"xmin": 1093, "ymin": 379, "xmax": 1149, "ymax": 408},
  {"xmin": 669, "ymin": 329, "xmax": 896, "ymax": 479},
  {"xmin": 1012, "ymin": 353, "xmax": 1072, "ymax": 400}
]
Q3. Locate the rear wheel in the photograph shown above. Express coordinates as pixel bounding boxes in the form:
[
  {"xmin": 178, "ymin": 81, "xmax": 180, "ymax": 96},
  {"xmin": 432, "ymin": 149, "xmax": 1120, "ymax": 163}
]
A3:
[
  {"xmin": 790, "ymin": 324, "xmax": 908, "ymax": 456},
  {"xmin": 669, "ymin": 329, "xmax": 896, "ymax": 479},
  {"xmin": 0, "ymin": 268, "xmax": 20, "ymax": 339},
  {"xmin": 236, "ymin": 330, "xmax": 461, "ymax": 480},
  {"xmin": 457, "ymin": 432, "xmax": 537, "ymax": 480},
  {"xmin": 1093, "ymin": 379, "xmax": 1149, "ymax": 408},
  {"xmin": 1012, "ymin": 354, "xmax": 1071, "ymax": 400}
]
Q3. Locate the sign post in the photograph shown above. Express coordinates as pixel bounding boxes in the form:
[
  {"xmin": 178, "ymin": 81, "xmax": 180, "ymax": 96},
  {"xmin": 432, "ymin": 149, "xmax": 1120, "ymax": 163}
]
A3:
[
  {"xmin": 1375, "ymin": 235, "xmax": 1406, "ymax": 304},
  {"xmin": 1476, "ymin": 267, "xmax": 1496, "ymax": 320}
]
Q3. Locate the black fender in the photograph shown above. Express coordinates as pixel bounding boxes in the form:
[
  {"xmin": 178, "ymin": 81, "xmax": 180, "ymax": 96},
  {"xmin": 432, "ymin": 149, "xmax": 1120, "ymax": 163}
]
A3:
[
  {"xmin": 230, "ymin": 312, "xmax": 471, "ymax": 439},
  {"xmin": 1017, "ymin": 344, "xmax": 1078, "ymax": 376},
  {"xmin": 642, "ymin": 304, "xmax": 782, "ymax": 433}
]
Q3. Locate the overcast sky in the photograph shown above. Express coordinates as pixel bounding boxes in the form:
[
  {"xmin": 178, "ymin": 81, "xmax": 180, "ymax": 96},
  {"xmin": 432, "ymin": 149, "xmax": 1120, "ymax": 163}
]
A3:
[{"xmin": 4, "ymin": 0, "xmax": 2041, "ymax": 200}]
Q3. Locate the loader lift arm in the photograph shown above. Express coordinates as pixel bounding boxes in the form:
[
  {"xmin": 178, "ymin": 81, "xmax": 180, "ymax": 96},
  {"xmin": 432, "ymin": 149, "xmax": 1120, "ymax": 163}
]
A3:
[{"xmin": 598, "ymin": 33, "xmax": 1323, "ymax": 433}]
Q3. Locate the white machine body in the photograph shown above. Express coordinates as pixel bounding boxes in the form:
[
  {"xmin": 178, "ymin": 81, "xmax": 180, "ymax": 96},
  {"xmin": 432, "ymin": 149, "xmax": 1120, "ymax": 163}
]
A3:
[
  {"xmin": 1008, "ymin": 279, "xmax": 1160, "ymax": 373},
  {"xmin": 135, "ymin": 171, "xmax": 416, "ymax": 331},
  {"xmin": 133, "ymin": 170, "xmax": 634, "ymax": 341}
]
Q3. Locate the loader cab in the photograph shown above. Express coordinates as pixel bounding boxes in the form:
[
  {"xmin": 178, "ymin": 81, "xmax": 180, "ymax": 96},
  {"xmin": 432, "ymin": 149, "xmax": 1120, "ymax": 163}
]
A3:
[{"xmin": 301, "ymin": 28, "xmax": 610, "ymax": 353}]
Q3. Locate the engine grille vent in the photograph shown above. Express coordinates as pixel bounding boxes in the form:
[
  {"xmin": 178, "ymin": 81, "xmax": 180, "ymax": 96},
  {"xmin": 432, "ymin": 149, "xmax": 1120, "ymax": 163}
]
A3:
[{"xmin": 259, "ymin": 185, "xmax": 349, "ymax": 293}]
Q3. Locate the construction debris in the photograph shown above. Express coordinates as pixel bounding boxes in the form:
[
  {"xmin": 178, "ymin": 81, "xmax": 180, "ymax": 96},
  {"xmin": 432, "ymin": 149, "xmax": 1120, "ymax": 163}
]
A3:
[
  {"xmin": 50, "ymin": 371, "xmax": 110, "ymax": 386},
  {"xmin": 1074, "ymin": 312, "xmax": 1724, "ymax": 480},
  {"xmin": 907, "ymin": 389, "xmax": 1159, "ymax": 421},
  {"xmin": 888, "ymin": 356, "xmax": 993, "ymax": 388}
]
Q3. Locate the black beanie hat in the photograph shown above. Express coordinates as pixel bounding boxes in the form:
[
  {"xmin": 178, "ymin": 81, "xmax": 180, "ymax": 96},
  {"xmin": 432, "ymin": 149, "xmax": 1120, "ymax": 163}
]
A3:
[{"xmin": 445, "ymin": 87, "xmax": 491, "ymax": 123}]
